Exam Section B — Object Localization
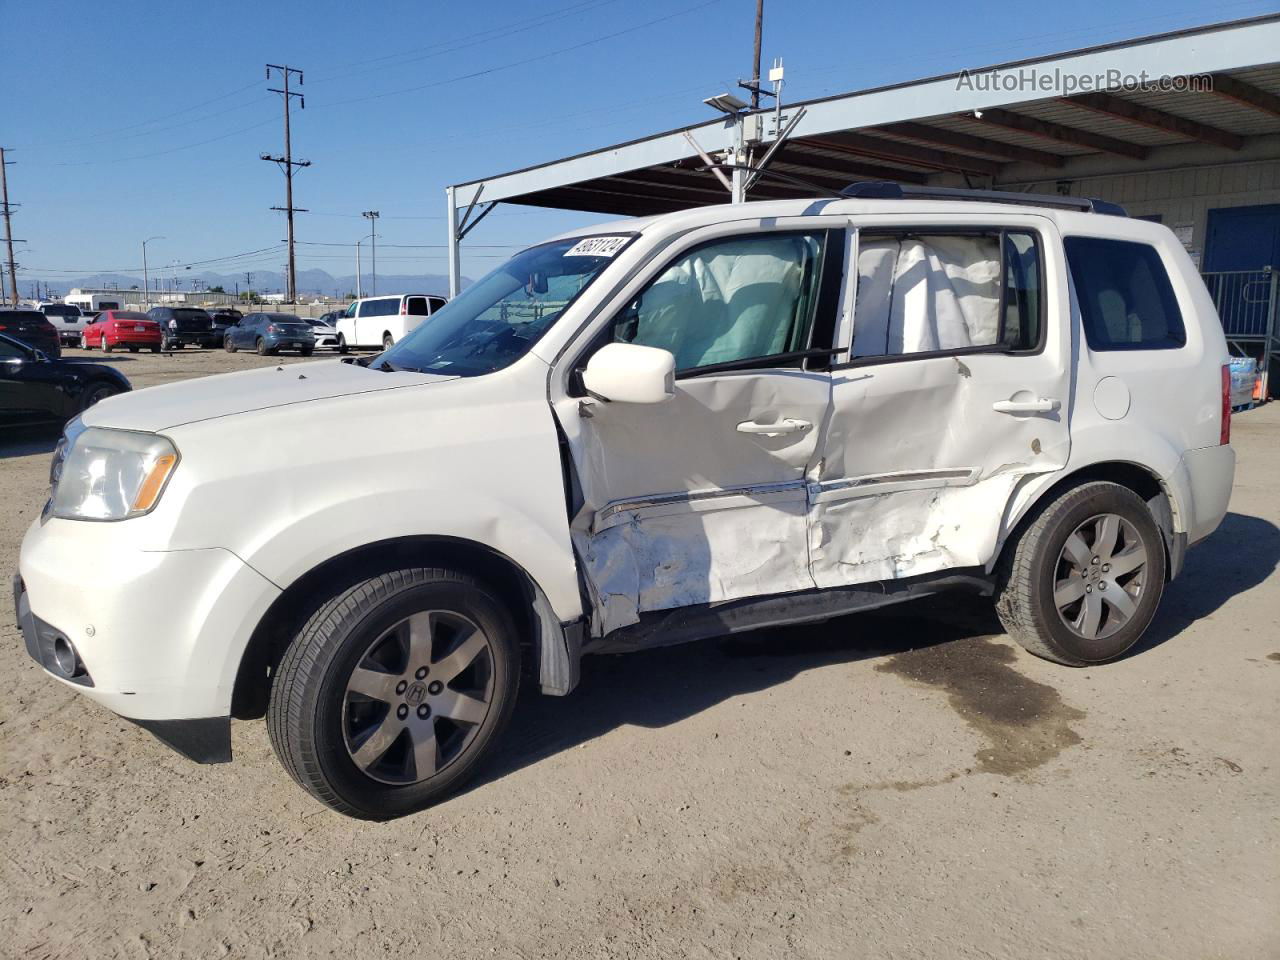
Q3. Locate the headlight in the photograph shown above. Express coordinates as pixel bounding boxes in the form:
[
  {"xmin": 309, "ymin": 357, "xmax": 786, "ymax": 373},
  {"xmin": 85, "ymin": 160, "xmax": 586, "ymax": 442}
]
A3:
[{"xmin": 49, "ymin": 427, "xmax": 179, "ymax": 521}]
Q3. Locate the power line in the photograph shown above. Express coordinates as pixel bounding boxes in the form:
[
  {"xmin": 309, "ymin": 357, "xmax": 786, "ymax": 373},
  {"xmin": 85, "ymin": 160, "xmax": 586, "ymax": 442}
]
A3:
[
  {"xmin": 316, "ymin": 0, "xmax": 727, "ymax": 110},
  {"xmin": 49, "ymin": 116, "xmax": 277, "ymax": 167},
  {"xmin": 262, "ymin": 64, "xmax": 309, "ymax": 303}
]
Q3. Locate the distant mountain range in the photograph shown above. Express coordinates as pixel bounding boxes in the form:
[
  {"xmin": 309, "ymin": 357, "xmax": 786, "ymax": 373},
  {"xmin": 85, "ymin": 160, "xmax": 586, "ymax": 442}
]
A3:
[{"xmin": 19, "ymin": 268, "xmax": 461, "ymax": 301}]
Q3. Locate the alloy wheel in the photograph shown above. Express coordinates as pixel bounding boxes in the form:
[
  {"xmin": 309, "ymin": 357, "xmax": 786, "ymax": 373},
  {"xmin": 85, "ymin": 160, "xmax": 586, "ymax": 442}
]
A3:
[
  {"xmin": 342, "ymin": 610, "xmax": 495, "ymax": 785},
  {"xmin": 1053, "ymin": 512, "xmax": 1149, "ymax": 641}
]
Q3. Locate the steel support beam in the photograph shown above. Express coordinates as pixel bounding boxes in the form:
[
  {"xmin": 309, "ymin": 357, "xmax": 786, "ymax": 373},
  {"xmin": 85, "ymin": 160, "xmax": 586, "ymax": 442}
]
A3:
[
  {"xmin": 1207, "ymin": 72, "xmax": 1280, "ymax": 118},
  {"xmin": 1065, "ymin": 92, "xmax": 1244, "ymax": 150},
  {"xmin": 802, "ymin": 131, "xmax": 1003, "ymax": 175},
  {"xmin": 972, "ymin": 109, "xmax": 1149, "ymax": 160},
  {"xmin": 873, "ymin": 121, "xmax": 1067, "ymax": 168}
]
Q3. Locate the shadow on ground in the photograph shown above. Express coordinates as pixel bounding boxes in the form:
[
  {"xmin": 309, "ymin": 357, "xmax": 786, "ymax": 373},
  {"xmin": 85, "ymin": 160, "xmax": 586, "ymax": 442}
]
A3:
[
  {"xmin": 0, "ymin": 426, "xmax": 60, "ymax": 460},
  {"xmin": 474, "ymin": 511, "xmax": 1278, "ymax": 792}
]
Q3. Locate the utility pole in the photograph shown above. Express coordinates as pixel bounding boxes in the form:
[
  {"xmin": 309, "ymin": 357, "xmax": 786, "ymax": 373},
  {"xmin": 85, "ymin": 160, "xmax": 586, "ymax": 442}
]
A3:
[
  {"xmin": 245, "ymin": 272, "xmax": 254, "ymax": 303},
  {"xmin": 750, "ymin": 0, "xmax": 764, "ymax": 109},
  {"xmin": 261, "ymin": 64, "xmax": 309, "ymax": 304},
  {"xmin": 1, "ymin": 147, "xmax": 19, "ymax": 305},
  {"xmin": 362, "ymin": 211, "xmax": 379, "ymax": 296}
]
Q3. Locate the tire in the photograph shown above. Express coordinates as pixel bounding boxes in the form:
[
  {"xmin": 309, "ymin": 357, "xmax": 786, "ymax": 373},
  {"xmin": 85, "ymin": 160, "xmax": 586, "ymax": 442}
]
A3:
[
  {"xmin": 382, "ymin": 333, "xmax": 394, "ymax": 351},
  {"xmin": 79, "ymin": 381, "xmax": 120, "ymax": 411},
  {"xmin": 337, "ymin": 334, "xmax": 349, "ymax": 355},
  {"xmin": 150, "ymin": 345, "xmax": 161, "ymax": 353},
  {"xmin": 225, "ymin": 336, "xmax": 237, "ymax": 354},
  {"xmin": 995, "ymin": 481, "xmax": 1166, "ymax": 666},
  {"xmin": 79, "ymin": 333, "xmax": 89, "ymax": 350},
  {"xmin": 102, "ymin": 339, "xmax": 112, "ymax": 353},
  {"xmin": 256, "ymin": 338, "xmax": 271, "ymax": 356},
  {"xmin": 300, "ymin": 348, "xmax": 314, "ymax": 357},
  {"xmin": 267, "ymin": 568, "xmax": 520, "ymax": 820},
  {"xmin": 128, "ymin": 345, "xmax": 139, "ymax": 353}
]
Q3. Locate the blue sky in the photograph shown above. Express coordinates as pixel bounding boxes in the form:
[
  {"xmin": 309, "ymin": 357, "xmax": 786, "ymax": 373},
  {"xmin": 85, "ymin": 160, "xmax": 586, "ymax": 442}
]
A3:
[{"xmin": 6, "ymin": 0, "xmax": 1275, "ymax": 289}]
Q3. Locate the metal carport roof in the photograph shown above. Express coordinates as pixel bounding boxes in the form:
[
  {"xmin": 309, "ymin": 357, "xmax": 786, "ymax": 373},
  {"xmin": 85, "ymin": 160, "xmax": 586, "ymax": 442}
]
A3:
[{"xmin": 445, "ymin": 14, "xmax": 1280, "ymax": 292}]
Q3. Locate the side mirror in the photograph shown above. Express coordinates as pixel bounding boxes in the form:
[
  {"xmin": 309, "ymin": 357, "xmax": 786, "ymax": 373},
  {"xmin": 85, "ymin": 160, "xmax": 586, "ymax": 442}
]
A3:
[
  {"xmin": 582, "ymin": 342, "xmax": 675, "ymax": 404},
  {"xmin": 33, "ymin": 350, "xmax": 49, "ymax": 362}
]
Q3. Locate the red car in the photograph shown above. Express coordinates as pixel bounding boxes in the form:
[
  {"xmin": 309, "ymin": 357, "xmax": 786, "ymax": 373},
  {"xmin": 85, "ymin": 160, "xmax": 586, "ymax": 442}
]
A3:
[{"xmin": 80, "ymin": 310, "xmax": 163, "ymax": 353}]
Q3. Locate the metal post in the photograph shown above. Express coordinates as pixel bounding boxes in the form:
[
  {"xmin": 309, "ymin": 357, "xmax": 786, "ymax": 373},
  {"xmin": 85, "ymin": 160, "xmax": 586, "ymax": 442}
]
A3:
[
  {"xmin": 730, "ymin": 115, "xmax": 746, "ymax": 203},
  {"xmin": 356, "ymin": 240, "xmax": 363, "ymax": 299},
  {"xmin": 362, "ymin": 210, "xmax": 379, "ymax": 297},
  {"xmin": 1264, "ymin": 267, "xmax": 1279, "ymax": 399},
  {"xmin": 446, "ymin": 185, "xmax": 460, "ymax": 298}
]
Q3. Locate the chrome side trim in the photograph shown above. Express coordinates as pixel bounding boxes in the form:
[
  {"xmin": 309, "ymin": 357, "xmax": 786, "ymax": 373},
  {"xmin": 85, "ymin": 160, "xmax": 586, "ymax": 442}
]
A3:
[
  {"xmin": 810, "ymin": 467, "xmax": 979, "ymax": 504},
  {"xmin": 593, "ymin": 479, "xmax": 806, "ymax": 532}
]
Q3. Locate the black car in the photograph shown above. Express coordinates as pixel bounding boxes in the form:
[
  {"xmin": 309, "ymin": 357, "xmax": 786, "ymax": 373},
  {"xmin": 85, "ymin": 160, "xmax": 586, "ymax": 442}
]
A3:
[
  {"xmin": 0, "ymin": 310, "xmax": 61, "ymax": 358},
  {"xmin": 148, "ymin": 306, "xmax": 220, "ymax": 349},
  {"xmin": 223, "ymin": 312, "xmax": 316, "ymax": 355},
  {"xmin": 208, "ymin": 308, "xmax": 243, "ymax": 343},
  {"xmin": 0, "ymin": 332, "xmax": 130, "ymax": 428}
]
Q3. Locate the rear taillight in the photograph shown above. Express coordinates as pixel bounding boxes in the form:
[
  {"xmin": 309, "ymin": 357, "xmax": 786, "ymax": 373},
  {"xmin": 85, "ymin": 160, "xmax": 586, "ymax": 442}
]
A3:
[
  {"xmin": 267, "ymin": 324, "xmax": 278, "ymax": 333},
  {"xmin": 400, "ymin": 302, "xmax": 408, "ymax": 315},
  {"xmin": 1220, "ymin": 364, "xmax": 1231, "ymax": 446}
]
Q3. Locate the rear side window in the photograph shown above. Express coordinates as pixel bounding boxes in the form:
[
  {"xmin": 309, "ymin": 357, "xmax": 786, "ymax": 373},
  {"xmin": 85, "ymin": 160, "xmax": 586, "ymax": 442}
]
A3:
[
  {"xmin": 852, "ymin": 229, "xmax": 1042, "ymax": 358},
  {"xmin": 1064, "ymin": 237, "xmax": 1185, "ymax": 350},
  {"xmin": 406, "ymin": 296, "xmax": 429, "ymax": 315},
  {"xmin": 428, "ymin": 297, "xmax": 447, "ymax": 313},
  {"xmin": 361, "ymin": 298, "xmax": 397, "ymax": 317}
]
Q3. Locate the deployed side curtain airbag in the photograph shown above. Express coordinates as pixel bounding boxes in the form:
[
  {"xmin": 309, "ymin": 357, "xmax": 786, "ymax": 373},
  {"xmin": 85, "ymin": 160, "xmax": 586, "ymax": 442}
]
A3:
[
  {"xmin": 629, "ymin": 237, "xmax": 809, "ymax": 370},
  {"xmin": 852, "ymin": 235, "xmax": 1001, "ymax": 357}
]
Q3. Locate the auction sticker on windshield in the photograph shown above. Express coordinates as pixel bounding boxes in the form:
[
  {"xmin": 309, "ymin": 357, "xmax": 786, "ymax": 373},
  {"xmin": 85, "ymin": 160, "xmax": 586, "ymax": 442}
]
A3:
[{"xmin": 564, "ymin": 236, "xmax": 630, "ymax": 258}]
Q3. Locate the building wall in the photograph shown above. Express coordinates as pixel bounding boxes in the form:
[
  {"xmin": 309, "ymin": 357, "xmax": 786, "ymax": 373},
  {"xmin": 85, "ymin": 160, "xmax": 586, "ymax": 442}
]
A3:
[{"xmin": 1014, "ymin": 159, "xmax": 1280, "ymax": 269}]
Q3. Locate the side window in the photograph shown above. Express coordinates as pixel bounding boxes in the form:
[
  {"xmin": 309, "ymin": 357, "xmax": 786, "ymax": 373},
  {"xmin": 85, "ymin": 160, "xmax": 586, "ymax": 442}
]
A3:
[
  {"xmin": 1064, "ymin": 237, "xmax": 1185, "ymax": 350},
  {"xmin": 608, "ymin": 232, "xmax": 828, "ymax": 373},
  {"xmin": 406, "ymin": 296, "xmax": 429, "ymax": 315},
  {"xmin": 851, "ymin": 230, "xmax": 1042, "ymax": 358},
  {"xmin": 0, "ymin": 339, "xmax": 27, "ymax": 360},
  {"xmin": 428, "ymin": 297, "xmax": 447, "ymax": 313}
]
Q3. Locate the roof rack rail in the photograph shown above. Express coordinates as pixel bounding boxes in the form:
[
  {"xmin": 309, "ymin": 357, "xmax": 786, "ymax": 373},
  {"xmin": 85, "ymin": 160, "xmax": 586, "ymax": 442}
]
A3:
[{"xmin": 839, "ymin": 181, "xmax": 1128, "ymax": 217}]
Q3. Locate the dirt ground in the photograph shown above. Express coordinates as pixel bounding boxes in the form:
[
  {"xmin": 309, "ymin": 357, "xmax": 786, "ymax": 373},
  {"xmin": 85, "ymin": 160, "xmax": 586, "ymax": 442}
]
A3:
[{"xmin": 1, "ymin": 347, "xmax": 1277, "ymax": 960}]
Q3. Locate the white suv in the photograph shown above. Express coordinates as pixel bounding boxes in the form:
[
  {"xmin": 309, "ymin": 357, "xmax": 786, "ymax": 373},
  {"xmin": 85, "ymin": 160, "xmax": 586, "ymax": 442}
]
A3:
[
  {"xmin": 15, "ymin": 187, "xmax": 1235, "ymax": 819},
  {"xmin": 335, "ymin": 294, "xmax": 446, "ymax": 351}
]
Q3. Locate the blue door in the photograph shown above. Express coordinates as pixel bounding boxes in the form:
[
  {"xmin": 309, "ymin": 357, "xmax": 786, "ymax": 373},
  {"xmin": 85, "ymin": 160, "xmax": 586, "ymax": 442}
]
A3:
[{"xmin": 1203, "ymin": 205, "xmax": 1280, "ymax": 338}]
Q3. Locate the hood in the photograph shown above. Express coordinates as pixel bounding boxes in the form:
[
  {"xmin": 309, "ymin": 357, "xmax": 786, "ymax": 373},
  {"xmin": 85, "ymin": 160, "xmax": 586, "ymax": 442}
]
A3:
[{"xmin": 83, "ymin": 359, "xmax": 457, "ymax": 432}]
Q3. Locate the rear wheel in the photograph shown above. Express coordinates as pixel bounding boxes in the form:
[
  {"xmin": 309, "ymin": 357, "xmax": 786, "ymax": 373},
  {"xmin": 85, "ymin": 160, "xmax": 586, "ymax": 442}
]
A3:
[
  {"xmin": 256, "ymin": 337, "xmax": 271, "ymax": 356},
  {"xmin": 996, "ymin": 481, "xmax": 1166, "ymax": 666},
  {"xmin": 267, "ymin": 568, "xmax": 520, "ymax": 819},
  {"xmin": 382, "ymin": 333, "xmax": 395, "ymax": 351}
]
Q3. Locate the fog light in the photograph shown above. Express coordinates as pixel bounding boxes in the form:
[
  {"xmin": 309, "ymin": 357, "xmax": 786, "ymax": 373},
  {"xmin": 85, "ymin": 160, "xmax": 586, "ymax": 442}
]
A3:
[{"xmin": 52, "ymin": 636, "xmax": 80, "ymax": 679}]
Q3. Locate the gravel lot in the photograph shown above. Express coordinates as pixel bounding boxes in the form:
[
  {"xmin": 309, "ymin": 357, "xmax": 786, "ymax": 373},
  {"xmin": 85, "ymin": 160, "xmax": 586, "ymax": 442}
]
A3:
[{"xmin": 2, "ymin": 347, "xmax": 1277, "ymax": 959}]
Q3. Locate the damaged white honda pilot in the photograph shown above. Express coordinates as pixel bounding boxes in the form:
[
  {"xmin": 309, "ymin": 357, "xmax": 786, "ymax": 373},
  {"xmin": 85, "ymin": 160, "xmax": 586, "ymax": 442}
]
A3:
[{"xmin": 16, "ymin": 185, "xmax": 1235, "ymax": 819}]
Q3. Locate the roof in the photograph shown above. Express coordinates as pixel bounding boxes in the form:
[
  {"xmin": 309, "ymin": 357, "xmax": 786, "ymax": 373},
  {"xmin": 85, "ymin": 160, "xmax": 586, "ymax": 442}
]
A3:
[{"xmin": 452, "ymin": 14, "xmax": 1280, "ymax": 217}]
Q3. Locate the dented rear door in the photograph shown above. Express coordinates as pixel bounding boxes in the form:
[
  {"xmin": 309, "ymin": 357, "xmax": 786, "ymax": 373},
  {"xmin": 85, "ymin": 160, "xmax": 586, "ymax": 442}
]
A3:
[{"xmin": 811, "ymin": 214, "xmax": 1071, "ymax": 587}]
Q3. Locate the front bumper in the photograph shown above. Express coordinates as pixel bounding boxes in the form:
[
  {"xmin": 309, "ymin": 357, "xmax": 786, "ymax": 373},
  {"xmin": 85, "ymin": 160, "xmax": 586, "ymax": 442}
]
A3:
[{"xmin": 16, "ymin": 518, "xmax": 282, "ymax": 762}]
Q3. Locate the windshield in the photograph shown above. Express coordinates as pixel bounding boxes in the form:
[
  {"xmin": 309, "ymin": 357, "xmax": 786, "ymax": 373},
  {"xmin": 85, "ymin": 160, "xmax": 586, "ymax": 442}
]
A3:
[{"xmin": 379, "ymin": 235, "xmax": 630, "ymax": 376}]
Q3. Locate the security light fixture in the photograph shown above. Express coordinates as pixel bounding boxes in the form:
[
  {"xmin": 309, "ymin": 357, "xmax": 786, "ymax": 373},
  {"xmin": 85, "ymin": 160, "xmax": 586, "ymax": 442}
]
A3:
[{"xmin": 704, "ymin": 92, "xmax": 749, "ymax": 115}]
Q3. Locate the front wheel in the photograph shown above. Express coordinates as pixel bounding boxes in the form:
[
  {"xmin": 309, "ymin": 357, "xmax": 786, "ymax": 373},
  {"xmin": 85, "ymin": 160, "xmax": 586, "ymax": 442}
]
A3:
[
  {"xmin": 79, "ymin": 381, "xmax": 120, "ymax": 411},
  {"xmin": 225, "ymin": 336, "xmax": 238, "ymax": 354},
  {"xmin": 996, "ymin": 481, "xmax": 1166, "ymax": 666},
  {"xmin": 79, "ymin": 333, "xmax": 89, "ymax": 350},
  {"xmin": 267, "ymin": 569, "xmax": 520, "ymax": 819},
  {"xmin": 337, "ymin": 334, "xmax": 349, "ymax": 355}
]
